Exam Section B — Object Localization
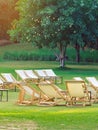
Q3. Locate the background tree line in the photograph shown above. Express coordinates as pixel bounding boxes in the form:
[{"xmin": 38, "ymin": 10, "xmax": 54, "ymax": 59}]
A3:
[{"xmin": 0, "ymin": 0, "xmax": 98, "ymax": 67}]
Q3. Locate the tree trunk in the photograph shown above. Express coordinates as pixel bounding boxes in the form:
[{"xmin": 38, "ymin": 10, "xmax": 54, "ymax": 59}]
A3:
[
  {"xmin": 59, "ymin": 44, "xmax": 67, "ymax": 68},
  {"xmin": 75, "ymin": 43, "xmax": 80, "ymax": 63},
  {"xmin": 60, "ymin": 58, "xmax": 65, "ymax": 68}
]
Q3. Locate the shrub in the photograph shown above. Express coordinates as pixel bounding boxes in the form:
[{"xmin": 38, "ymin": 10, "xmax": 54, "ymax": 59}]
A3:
[{"xmin": 3, "ymin": 51, "xmax": 56, "ymax": 61}]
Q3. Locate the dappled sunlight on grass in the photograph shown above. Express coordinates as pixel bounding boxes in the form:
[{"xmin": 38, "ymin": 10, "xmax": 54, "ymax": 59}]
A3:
[
  {"xmin": 67, "ymin": 64, "xmax": 98, "ymax": 71},
  {"xmin": 0, "ymin": 61, "xmax": 59, "ymax": 70},
  {"xmin": 0, "ymin": 103, "xmax": 98, "ymax": 115}
]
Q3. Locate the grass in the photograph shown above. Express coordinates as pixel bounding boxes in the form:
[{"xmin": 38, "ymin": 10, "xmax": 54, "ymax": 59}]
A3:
[
  {"xmin": 0, "ymin": 61, "xmax": 98, "ymax": 129},
  {"xmin": 1, "ymin": 93, "xmax": 98, "ymax": 130}
]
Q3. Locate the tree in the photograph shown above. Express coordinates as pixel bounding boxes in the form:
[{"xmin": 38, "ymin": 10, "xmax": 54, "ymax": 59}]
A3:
[
  {"xmin": 67, "ymin": 0, "xmax": 98, "ymax": 63},
  {"xmin": 9, "ymin": 0, "xmax": 98, "ymax": 67},
  {"xmin": 0, "ymin": 0, "xmax": 18, "ymax": 39},
  {"xmin": 83, "ymin": 1, "xmax": 98, "ymax": 50}
]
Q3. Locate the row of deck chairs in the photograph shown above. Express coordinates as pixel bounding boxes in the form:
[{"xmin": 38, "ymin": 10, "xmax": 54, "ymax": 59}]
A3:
[
  {"xmin": 0, "ymin": 70, "xmax": 95, "ymax": 106},
  {"xmin": 0, "ymin": 70, "xmax": 64, "ymax": 106},
  {"xmin": 15, "ymin": 69, "xmax": 63, "ymax": 84},
  {"xmin": 15, "ymin": 69, "xmax": 65, "ymax": 106}
]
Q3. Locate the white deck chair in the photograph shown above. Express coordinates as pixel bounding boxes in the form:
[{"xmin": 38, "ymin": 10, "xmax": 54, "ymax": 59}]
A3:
[
  {"xmin": 24, "ymin": 70, "xmax": 39, "ymax": 83},
  {"xmin": 35, "ymin": 69, "xmax": 65, "ymax": 94},
  {"xmin": 86, "ymin": 77, "xmax": 98, "ymax": 102},
  {"xmin": 74, "ymin": 77, "xmax": 95, "ymax": 102},
  {"xmin": 1, "ymin": 73, "xmax": 47, "ymax": 105},
  {"xmin": 34, "ymin": 69, "xmax": 57, "ymax": 83},
  {"xmin": 17, "ymin": 83, "xmax": 41, "ymax": 105},
  {"xmin": 86, "ymin": 77, "xmax": 98, "ymax": 88},
  {"xmin": 24, "ymin": 70, "xmax": 38, "ymax": 79},
  {"xmin": 65, "ymin": 80, "xmax": 91, "ymax": 106},
  {"xmin": 1, "ymin": 73, "xmax": 18, "ymax": 83},
  {"xmin": 43, "ymin": 69, "xmax": 57, "ymax": 77},
  {"xmin": 1, "ymin": 73, "xmax": 19, "ymax": 91},
  {"xmin": 15, "ymin": 70, "xmax": 32, "ymax": 81},
  {"xmin": 43, "ymin": 69, "xmax": 63, "ymax": 84},
  {"xmin": 15, "ymin": 70, "xmax": 48, "ymax": 104},
  {"xmin": 16, "ymin": 80, "xmax": 49, "ymax": 105}
]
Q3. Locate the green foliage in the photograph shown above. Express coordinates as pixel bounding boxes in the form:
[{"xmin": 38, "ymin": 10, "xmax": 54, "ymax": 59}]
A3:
[
  {"xmin": 9, "ymin": 0, "xmax": 98, "ymax": 47},
  {"xmin": 8, "ymin": 0, "xmax": 98, "ymax": 67},
  {"xmin": 0, "ymin": 43, "xmax": 57, "ymax": 61},
  {"xmin": 3, "ymin": 51, "xmax": 56, "ymax": 61},
  {"xmin": 66, "ymin": 47, "xmax": 98, "ymax": 62}
]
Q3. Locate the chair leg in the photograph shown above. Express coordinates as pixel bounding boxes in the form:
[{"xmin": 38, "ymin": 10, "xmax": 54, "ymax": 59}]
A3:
[{"xmin": 18, "ymin": 90, "xmax": 25, "ymax": 104}]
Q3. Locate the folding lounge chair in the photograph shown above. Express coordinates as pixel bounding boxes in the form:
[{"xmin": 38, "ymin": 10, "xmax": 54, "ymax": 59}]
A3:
[
  {"xmin": 65, "ymin": 80, "xmax": 91, "ymax": 106},
  {"xmin": 34, "ymin": 69, "xmax": 56, "ymax": 83},
  {"xmin": 0, "ymin": 76, "xmax": 9, "ymax": 101},
  {"xmin": 74, "ymin": 77, "xmax": 93, "ymax": 101},
  {"xmin": 1, "ymin": 73, "xmax": 20, "ymax": 91},
  {"xmin": 1, "ymin": 72, "xmax": 47, "ymax": 105},
  {"xmin": 86, "ymin": 77, "xmax": 98, "ymax": 102},
  {"xmin": 43, "ymin": 69, "xmax": 63, "ymax": 84},
  {"xmin": 37, "ymin": 81, "xmax": 67, "ymax": 106},
  {"xmin": 24, "ymin": 70, "xmax": 39, "ymax": 83},
  {"xmin": 34, "ymin": 69, "xmax": 65, "ymax": 93},
  {"xmin": 15, "ymin": 69, "xmax": 40, "ymax": 91},
  {"xmin": 0, "ymin": 76, "xmax": 9, "ymax": 89},
  {"xmin": 15, "ymin": 70, "xmax": 33, "ymax": 81},
  {"xmin": 17, "ymin": 82, "xmax": 48, "ymax": 105}
]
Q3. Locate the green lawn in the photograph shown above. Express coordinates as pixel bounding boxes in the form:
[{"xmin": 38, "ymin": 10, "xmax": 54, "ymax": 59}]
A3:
[{"xmin": 0, "ymin": 61, "xmax": 98, "ymax": 130}]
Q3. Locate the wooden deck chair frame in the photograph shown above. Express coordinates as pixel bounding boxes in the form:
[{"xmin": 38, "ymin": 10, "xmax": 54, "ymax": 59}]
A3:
[
  {"xmin": 6, "ymin": 78, "xmax": 48, "ymax": 105},
  {"xmin": 37, "ymin": 81, "xmax": 67, "ymax": 106},
  {"xmin": 15, "ymin": 70, "xmax": 49, "ymax": 105},
  {"xmin": 86, "ymin": 77, "xmax": 98, "ymax": 102},
  {"xmin": 17, "ymin": 82, "xmax": 47, "ymax": 105},
  {"xmin": 65, "ymin": 80, "xmax": 91, "ymax": 106}
]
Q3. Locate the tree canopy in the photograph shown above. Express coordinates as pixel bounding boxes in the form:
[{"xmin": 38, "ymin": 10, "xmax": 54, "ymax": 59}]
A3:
[{"xmin": 9, "ymin": 0, "xmax": 98, "ymax": 67}]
